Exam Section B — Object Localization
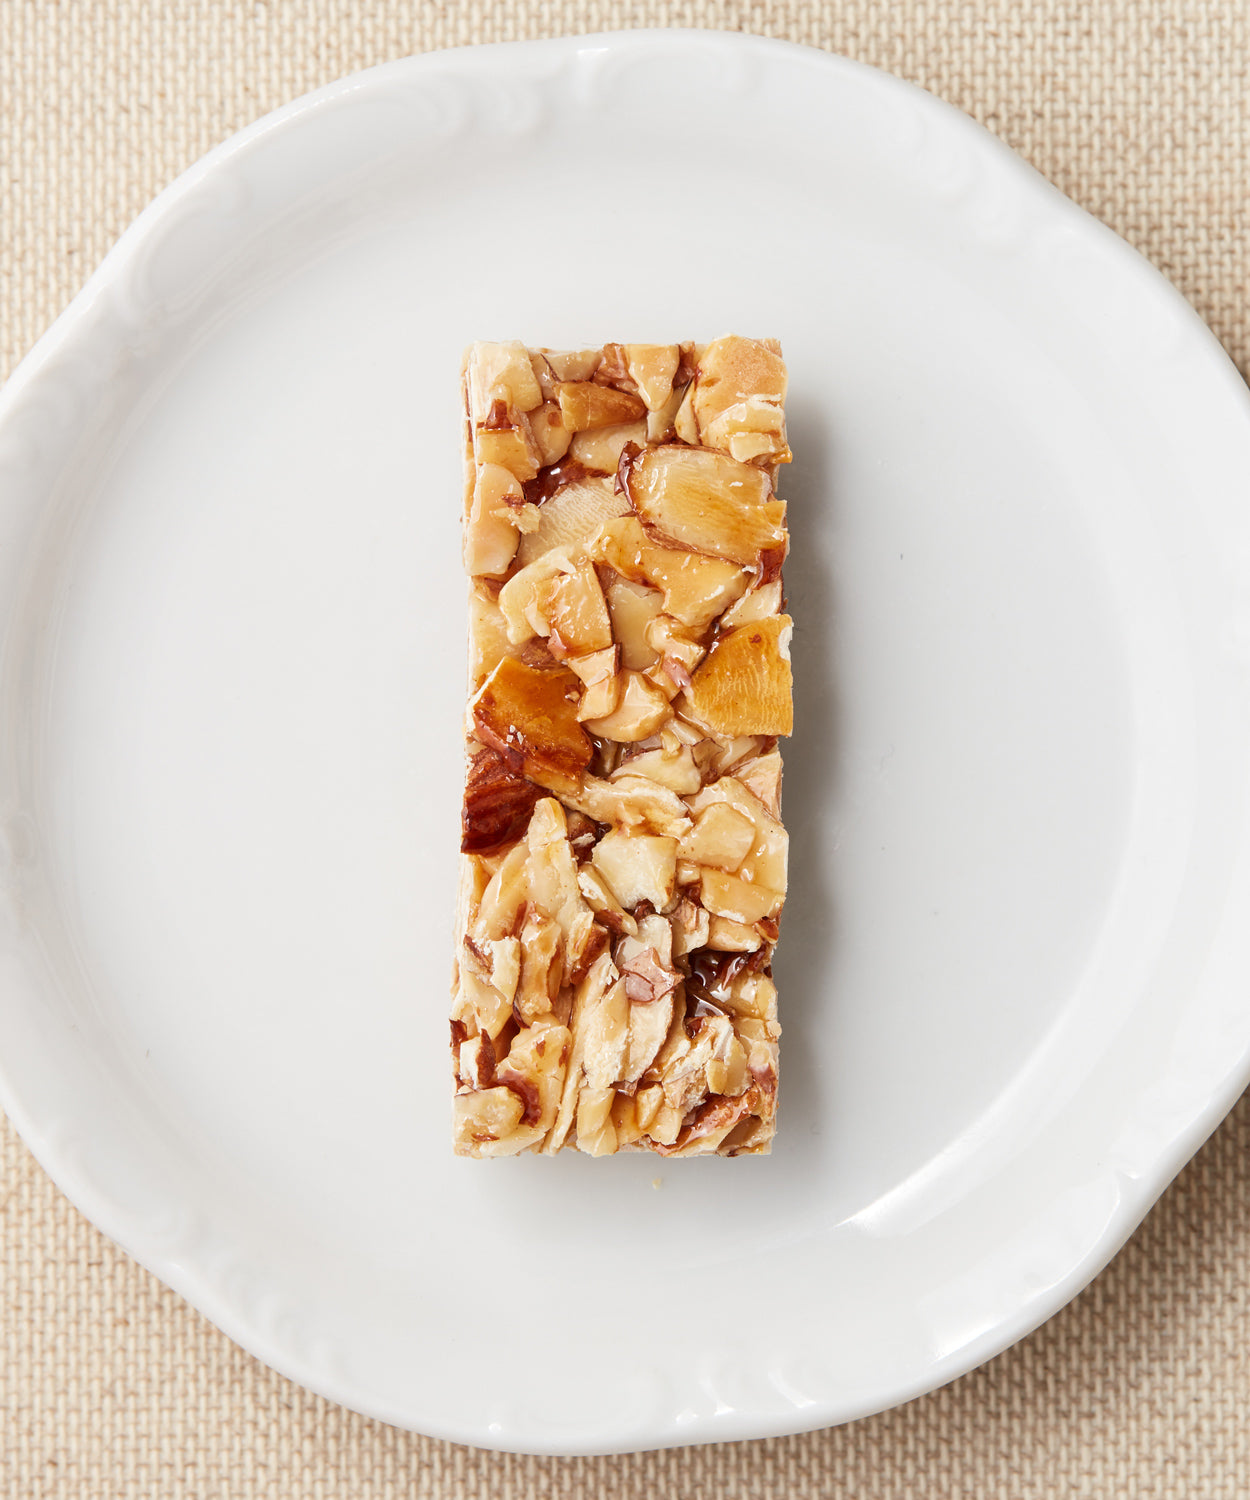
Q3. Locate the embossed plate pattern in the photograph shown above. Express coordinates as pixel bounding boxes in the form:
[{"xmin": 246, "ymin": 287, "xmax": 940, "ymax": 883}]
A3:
[{"xmin": 2, "ymin": 31, "xmax": 1250, "ymax": 1455}]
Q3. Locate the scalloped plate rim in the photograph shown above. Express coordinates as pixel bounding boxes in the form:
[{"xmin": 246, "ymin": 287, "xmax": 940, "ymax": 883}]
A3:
[{"xmin": 1, "ymin": 29, "xmax": 1249, "ymax": 1456}]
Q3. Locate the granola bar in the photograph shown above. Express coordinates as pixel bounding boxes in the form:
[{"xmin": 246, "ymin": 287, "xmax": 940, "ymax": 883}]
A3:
[{"xmin": 451, "ymin": 337, "xmax": 791, "ymax": 1157}]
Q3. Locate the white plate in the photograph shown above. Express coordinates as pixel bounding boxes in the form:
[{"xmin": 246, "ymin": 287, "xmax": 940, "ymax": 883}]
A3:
[{"xmin": 2, "ymin": 30, "xmax": 1250, "ymax": 1457}]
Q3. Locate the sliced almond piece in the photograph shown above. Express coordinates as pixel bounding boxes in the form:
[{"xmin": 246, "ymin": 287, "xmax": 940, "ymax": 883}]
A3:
[
  {"xmin": 624, "ymin": 344, "xmax": 680, "ymax": 410},
  {"xmin": 464, "ymin": 464, "xmax": 521, "ymax": 578},
  {"xmin": 626, "ymin": 445, "xmax": 786, "ymax": 566},
  {"xmin": 542, "ymin": 348, "xmax": 603, "ymax": 383},
  {"xmin": 720, "ymin": 580, "xmax": 784, "ymax": 629},
  {"xmin": 605, "ymin": 575, "xmax": 664, "ymax": 670},
  {"xmin": 453, "ymin": 1086, "xmax": 526, "ymax": 1153},
  {"xmin": 466, "ymin": 341, "xmax": 544, "ymax": 421},
  {"xmin": 700, "ymin": 869, "xmax": 782, "ymax": 924},
  {"xmin": 576, "ymin": 865, "xmax": 638, "ymax": 936},
  {"xmin": 556, "ymin": 381, "xmax": 648, "ymax": 431},
  {"xmin": 682, "ymin": 616, "xmax": 794, "ymax": 737},
  {"xmin": 590, "ymin": 830, "xmax": 678, "ymax": 911},
  {"xmin": 529, "ymin": 400, "xmax": 573, "ymax": 467},
  {"xmin": 671, "ymin": 897, "xmax": 711, "ymax": 957},
  {"xmin": 567, "ymin": 644, "xmax": 619, "ymax": 688},
  {"xmin": 679, "ymin": 802, "xmax": 757, "ymax": 872},
  {"xmin": 541, "ymin": 562, "xmax": 613, "ymax": 656},
  {"xmin": 593, "ymin": 515, "xmax": 749, "ymax": 632},
  {"xmin": 515, "ymin": 478, "xmax": 630, "ymax": 569},
  {"xmin": 610, "ymin": 743, "xmax": 701, "ymax": 795},
  {"xmin": 582, "ymin": 670, "xmax": 671, "ymax": 742},
  {"xmin": 705, "ymin": 914, "xmax": 763, "ymax": 952},
  {"xmin": 568, "ymin": 420, "xmax": 649, "ymax": 474},
  {"xmin": 497, "ymin": 546, "xmax": 575, "ymax": 644},
  {"xmin": 474, "ymin": 416, "xmax": 541, "ymax": 483},
  {"xmin": 577, "ymin": 672, "xmax": 620, "ymax": 722},
  {"xmin": 736, "ymin": 750, "xmax": 783, "ymax": 818},
  {"xmin": 691, "ymin": 335, "xmax": 787, "ymax": 434},
  {"xmin": 460, "ymin": 745, "xmax": 542, "ymax": 856},
  {"xmin": 466, "ymin": 585, "xmax": 512, "ymax": 687},
  {"xmin": 470, "ymin": 656, "xmax": 593, "ymax": 796},
  {"xmin": 569, "ymin": 774, "xmax": 692, "ymax": 840},
  {"xmin": 514, "ymin": 910, "xmax": 564, "ymax": 1023}
]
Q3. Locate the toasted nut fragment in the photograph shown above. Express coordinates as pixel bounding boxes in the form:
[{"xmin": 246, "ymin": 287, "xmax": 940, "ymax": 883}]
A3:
[
  {"xmin": 530, "ymin": 400, "xmax": 573, "ymax": 467},
  {"xmin": 452, "ymin": 966, "xmax": 512, "ymax": 1040},
  {"xmin": 472, "ymin": 839, "xmax": 529, "ymax": 941},
  {"xmin": 485, "ymin": 936, "xmax": 521, "ymax": 1006},
  {"xmin": 541, "ymin": 348, "xmax": 603, "ymax": 384},
  {"xmin": 582, "ymin": 670, "xmax": 671, "ymax": 742},
  {"xmin": 591, "ymin": 830, "xmax": 678, "ymax": 911},
  {"xmin": 470, "ymin": 656, "xmax": 593, "ymax": 795},
  {"xmin": 646, "ymin": 379, "xmax": 689, "ymax": 444},
  {"xmin": 736, "ymin": 750, "xmax": 783, "ymax": 818},
  {"xmin": 691, "ymin": 335, "xmax": 787, "ymax": 437},
  {"xmin": 576, "ymin": 1086, "xmax": 619, "ymax": 1155},
  {"xmin": 605, "ymin": 575, "xmax": 664, "ymax": 670},
  {"xmin": 679, "ymin": 802, "xmax": 757, "ymax": 872},
  {"xmin": 721, "ymin": 580, "xmax": 784, "ymax": 629},
  {"xmin": 616, "ymin": 923, "xmax": 680, "ymax": 1004},
  {"xmin": 689, "ymin": 774, "xmax": 788, "ymax": 894},
  {"xmin": 524, "ymin": 798, "xmax": 598, "ymax": 964},
  {"xmin": 454, "ymin": 1086, "xmax": 525, "ymax": 1153},
  {"xmin": 576, "ymin": 865, "xmax": 639, "ymax": 936},
  {"xmin": 567, "ymin": 644, "xmax": 619, "ymax": 688},
  {"xmin": 703, "ymin": 395, "xmax": 790, "ymax": 465},
  {"xmin": 568, "ymin": 420, "xmax": 648, "ymax": 474},
  {"xmin": 515, "ymin": 909, "xmax": 564, "ymax": 1023},
  {"xmin": 577, "ymin": 673, "xmax": 620, "ymax": 722},
  {"xmin": 611, "ymin": 743, "xmax": 701, "ymax": 795},
  {"xmin": 541, "ymin": 562, "xmax": 613, "ymax": 656},
  {"xmin": 467, "ymin": 341, "xmax": 545, "ymax": 420},
  {"xmin": 626, "ymin": 446, "xmax": 786, "ymax": 566},
  {"xmin": 457, "ymin": 1031, "xmax": 496, "ymax": 1089},
  {"xmin": 624, "ymin": 344, "xmax": 680, "ymax": 410},
  {"xmin": 622, "ymin": 992, "xmax": 677, "ymax": 1084},
  {"xmin": 556, "ymin": 381, "xmax": 648, "ymax": 431},
  {"xmin": 515, "ymin": 478, "xmax": 630, "ymax": 569},
  {"xmin": 700, "ymin": 869, "xmax": 782, "ymax": 924},
  {"xmin": 495, "ymin": 1022, "xmax": 571, "ymax": 1145},
  {"xmin": 498, "ymin": 547, "xmax": 575, "ymax": 643},
  {"xmin": 461, "ymin": 745, "xmax": 542, "ymax": 855},
  {"xmin": 570, "ymin": 774, "xmax": 692, "ymax": 840},
  {"xmin": 466, "ymin": 586, "xmax": 512, "ymax": 687},
  {"xmin": 592, "ymin": 516, "xmax": 749, "ymax": 632},
  {"xmin": 705, "ymin": 914, "xmax": 763, "ymax": 952},
  {"xmin": 465, "ymin": 465, "xmax": 521, "ymax": 578},
  {"xmin": 671, "ymin": 897, "xmax": 711, "ymax": 956},
  {"xmin": 474, "ymin": 418, "xmax": 541, "ymax": 483},
  {"xmin": 683, "ymin": 616, "xmax": 794, "ymax": 737},
  {"xmin": 644, "ymin": 615, "xmax": 705, "ymax": 681}
]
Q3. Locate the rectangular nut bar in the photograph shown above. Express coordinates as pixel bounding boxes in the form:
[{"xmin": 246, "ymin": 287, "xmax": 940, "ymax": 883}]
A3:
[{"xmin": 451, "ymin": 337, "xmax": 791, "ymax": 1157}]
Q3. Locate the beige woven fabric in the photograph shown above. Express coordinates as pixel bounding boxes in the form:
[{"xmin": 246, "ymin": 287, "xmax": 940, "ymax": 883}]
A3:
[{"xmin": 2, "ymin": 2, "xmax": 1248, "ymax": 1495}]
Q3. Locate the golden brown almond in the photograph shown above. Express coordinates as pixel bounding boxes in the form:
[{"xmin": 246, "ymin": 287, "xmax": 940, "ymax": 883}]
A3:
[
  {"xmin": 691, "ymin": 335, "xmax": 787, "ymax": 434},
  {"xmin": 470, "ymin": 656, "xmax": 593, "ymax": 795},
  {"xmin": 556, "ymin": 381, "xmax": 648, "ymax": 432},
  {"xmin": 461, "ymin": 745, "xmax": 543, "ymax": 855},
  {"xmin": 625, "ymin": 445, "xmax": 786, "ymax": 566},
  {"xmin": 682, "ymin": 615, "xmax": 794, "ymax": 737}
]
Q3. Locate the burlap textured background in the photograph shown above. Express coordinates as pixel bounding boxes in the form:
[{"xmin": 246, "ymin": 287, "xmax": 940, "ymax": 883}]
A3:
[{"xmin": 1, "ymin": 3, "xmax": 1248, "ymax": 1495}]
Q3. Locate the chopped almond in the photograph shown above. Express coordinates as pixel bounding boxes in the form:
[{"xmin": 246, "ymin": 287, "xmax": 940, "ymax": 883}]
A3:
[
  {"xmin": 626, "ymin": 445, "xmax": 786, "ymax": 566},
  {"xmin": 556, "ymin": 381, "xmax": 648, "ymax": 431},
  {"xmin": 682, "ymin": 616, "xmax": 794, "ymax": 737},
  {"xmin": 470, "ymin": 656, "xmax": 593, "ymax": 796}
]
